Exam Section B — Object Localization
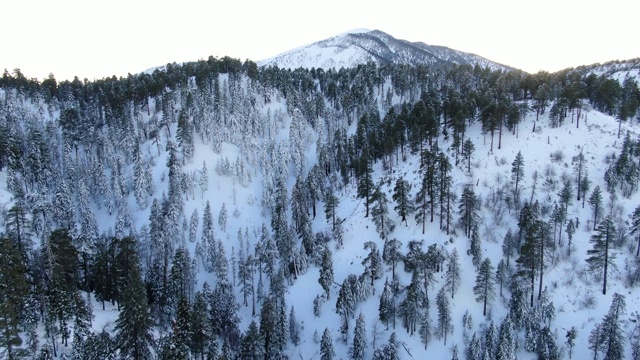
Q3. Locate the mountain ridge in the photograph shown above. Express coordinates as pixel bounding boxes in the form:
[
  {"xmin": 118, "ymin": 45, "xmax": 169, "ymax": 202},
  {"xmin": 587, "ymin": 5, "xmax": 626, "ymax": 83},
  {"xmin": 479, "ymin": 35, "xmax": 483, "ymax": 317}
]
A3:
[{"xmin": 258, "ymin": 29, "xmax": 515, "ymax": 72}]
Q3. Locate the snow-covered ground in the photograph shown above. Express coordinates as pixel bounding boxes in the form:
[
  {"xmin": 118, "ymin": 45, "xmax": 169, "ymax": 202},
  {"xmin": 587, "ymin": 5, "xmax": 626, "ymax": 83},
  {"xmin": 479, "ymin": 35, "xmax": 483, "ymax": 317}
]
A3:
[{"xmin": 1, "ymin": 79, "xmax": 639, "ymax": 359}]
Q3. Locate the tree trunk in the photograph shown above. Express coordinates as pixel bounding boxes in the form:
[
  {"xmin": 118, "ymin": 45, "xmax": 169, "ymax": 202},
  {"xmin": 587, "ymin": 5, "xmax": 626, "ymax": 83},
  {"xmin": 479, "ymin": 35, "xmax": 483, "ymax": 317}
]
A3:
[
  {"xmin": 538, "ymin": 229, "xmax": 544, "ymax": 301},
  {"xmin": 498, "ymin": 119, "xmax": 503, "ymax": 150},
  {"xmin": 483, "ymin": 278, "xmax": 488, "ymax": 316},
  {"xmin": 618, "ymin": 117, "xmax": 623, "ymax": 139},
  {"xmin": 490, "ymin": 128, "xmax": 494, "ymax": 152},
  {"xmin": 603, "ymin": 227, "xmax": 609, "ymax": 295}
]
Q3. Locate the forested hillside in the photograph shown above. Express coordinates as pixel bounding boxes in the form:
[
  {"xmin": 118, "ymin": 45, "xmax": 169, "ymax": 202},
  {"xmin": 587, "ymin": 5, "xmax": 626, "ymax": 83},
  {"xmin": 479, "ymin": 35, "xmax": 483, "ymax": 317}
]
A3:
[{"xmin": 1, "ymin": 56, "xmax": 640, "ymax": 359}]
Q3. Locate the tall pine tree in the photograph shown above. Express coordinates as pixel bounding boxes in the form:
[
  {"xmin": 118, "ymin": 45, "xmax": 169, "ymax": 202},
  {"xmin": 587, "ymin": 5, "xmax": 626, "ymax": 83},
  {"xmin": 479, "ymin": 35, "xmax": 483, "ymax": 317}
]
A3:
[{"xmin": 586, "ymin": 216, "xmax": 616, "ymax": 295}]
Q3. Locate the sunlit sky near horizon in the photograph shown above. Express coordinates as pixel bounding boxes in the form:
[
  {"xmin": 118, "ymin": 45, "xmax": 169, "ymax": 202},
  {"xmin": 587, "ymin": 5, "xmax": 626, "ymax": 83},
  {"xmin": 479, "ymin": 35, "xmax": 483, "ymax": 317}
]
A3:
[{"xmin": 2, "ymin": 0, "xmax": 639, "ymax": 82}]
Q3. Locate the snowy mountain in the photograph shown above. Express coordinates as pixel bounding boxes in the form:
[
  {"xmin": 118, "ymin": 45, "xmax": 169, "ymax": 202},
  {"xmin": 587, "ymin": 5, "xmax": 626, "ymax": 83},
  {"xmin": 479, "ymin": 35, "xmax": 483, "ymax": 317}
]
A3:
[{"xmin": 258, "ymin": 28, "xmax": 514, "ymax": 71}]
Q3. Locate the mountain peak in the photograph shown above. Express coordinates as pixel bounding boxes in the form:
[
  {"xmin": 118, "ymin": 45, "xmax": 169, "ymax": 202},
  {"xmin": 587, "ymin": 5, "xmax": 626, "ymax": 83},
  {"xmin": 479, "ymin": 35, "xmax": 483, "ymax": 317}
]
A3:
[
  {"xmin": 340, "ymin": 28, "xmax": 371, "ymax": 35},
  {"xmin": 259, "ymin": 29, "xmax": 513, "ymax": 71}
]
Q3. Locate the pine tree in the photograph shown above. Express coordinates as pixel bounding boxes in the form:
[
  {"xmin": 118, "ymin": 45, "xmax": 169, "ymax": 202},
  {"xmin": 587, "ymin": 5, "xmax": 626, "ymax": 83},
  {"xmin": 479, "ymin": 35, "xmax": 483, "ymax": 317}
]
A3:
[
  {"xmin": 319, "ymin": 247, "xmax": 334, "ymax": 300},
  {"xmin": 445, "ymin": 248, "xmax": 461, "ymax": 299},
  {"xmin": 469, "ymin": 225, "xmax": 482, "ymax": 268},
  {"xmin": 496, "ymin": 259, "xmax": 509, "ymax": 298},
  {"xmin": 324, "ymin": 192, "xmax": 340, "ymax": 231},
  {"xmin": 484, "ymin": 321, "xmax": 497, "ymax": 359},
  {"xmin": 536, "ymin": 326, "xmax": 560, "ymax": 360},
  {"xmin": 213, "ymin": 239, "xmax": 229, "ymax": 281},
  {"xmin": 630, "ymin": 204, "xmax": 640, "ymax": 257},
  {"xmin": 516, "ymin": 218, "xmax": 543, "ymax": 307},
  {"xmin": 198, "ymin": 201, "xmax": 216, "ymax": 272},
  {"xmin": 415, "ymin": 148, "xmax": 438, "ymax": 233},
  {"xmin": 209, "ymin": 278, "xmax": 240, "ymax": 344},
  {"xmin": 72, "ymin": 292, "xmax": 93, "ymax": 353},
  {"xmin": 382, "ymin": 238, "xmax": 403, "ymax": 279},
  {"xmin": 502, "ymin": 229, "xmax": 516, "ymax": 265},
  {"xmin": 581, "ymin": 172, "xmax": 591, "ymax": 208},
  {"xmin": 52, "ymin": 180, "xmax": 75, "ymax": 230},
  {"xmin": 362, "ymin": 241, "xmax": 383, "ymax": 291},
  {"xmin": 332, "ymin": 216, "xmax": 345, "ymax": 249},
  {"xmin": 392, "ymin": 177, "xmax": 413, "ymax": 226},
  {"xmin": 566, "ymin": 326, "xmax": 577, "ymax": 359},
  {"xmin": 418, "ymin": 311, "xmax": 432, "ymax": 350},
  {"xmin": 357, "ymin": 152, "xmax": 374, "ymax": 218},
  {"xmin": 176, "ymin": 112, "xmax": 194, "ymax": 161},
  {"xmin": 189, "ymin": 209, "xmax": 199, "ymax": 243},
  {"xmin": 199, "ymin": 161, "xmax": 208, "ymax": 198},
  {"xmin": 190, "ymin": 290, "xmax": 210, "ymax": 359},
  {"xmin": 276, "ymin": 302, "xmax": 289, "ymax": 353},
  {"xmin": 566, "ymin": 219, "xmax": 576, "ymax": 256},
  {"xmin": 466, "ymin": 332, "xmax": 482, "ymax": 360},
  {"xmin": 458, "ymin": 186, "xmax": 479, "ymax": 238},
  {"xmin": 372, "ymin": 332, "xmax": 399, "ymax": 360},
  {"xmin": 218, "ymin": 203, "xmax": 227, "ymax": 232},
  {"xmin": 0, "ymin": 236, "xmax": 29, "ymax": 360},
  {"xmin": 43, "ymin": 229, "xmax": 79, "ymax": 348},
  {"xmin": 113, "ymin": 264, "xmax": 154, "ymax": 360},
  {"xmin": 574, "ymin": 150, "xmax": 587, "ymax": 201},
  {"xmin": 320, "ymin": 328, "xmax": 334, "ymax": 360},
  {"xmin": 496, "ymin": 315, "xmax": 516, "ymax": 360},
  {"xmin": 437, "ymin": 151, "xmax": 456, "ymax": 234},
  {"xmin": 474, "ymin": 257, "xmax": 496, "ymax": 316},
  {"xmin": 161, "ymin": 297, "xmax": 191, "ymax": 360},
  {"xmin": 462, "ymin": 310, "xmax": 473, "ymax": 344},
  {"xmin": 511, "ymin": 151, "xmax": 525, "ymax": 201},
  {"xmin": 260, "ymin": 297, "xmax": 279, "ymax": 358},
  {"xmin": 379, "ymin": 278, "xmax": 396, "ymax": 330},
  {"xmin": 586, "ymin": 216, "xmax": 616, "ymax": 295},
  {"xmin": 437, "ymin": 286, "xmax": 453, "ymax": 345},
  {"xmin": 371, "ymin": 181, "xmax": 395, "ymax": 238},
  {"xmin": 351, "ymin": 313, "xmax": 367, "ymax": 360},
  {"xmin": 591, "ymin": 293, "xmax": 626, "ymax": 360},
  {"xmin": 238, "ymin": 232, "xmax": 252, "ymax": 308},
  {"xmin": 462, "ymin": 138, "xmax": 475, "ymax": 173},
  {"xmin": 559, "ymin": 179, "xmax": 574, "ymax": 215},
  {"xmin": 272, "ymin": 181, "xmax": 292, "ymax": 265},
  {"xmin": 588, "ymin": 186, "xmax": 603, "ymax": 230},
  {"xmin": 36, "ymin": 344, "xmax": 54, "ymax": 360},
  {"xmin": 632, "ymin": 313, "xmax": 640, "ymax": 359},
  {"xmin": 4, "ymin": 204, "xmax": 31, "ymax": 259},
  {"xmin": 398, "ymin": 271, "xmax": 422, "ymax": 335},
  {"xmin": 133, "ymin": 145, "xmax": 150, "ymax": 209},
  {"xmin": 239, "ymin": 320, "xmax": 264, "ymax": 360},
  {"xmin": 289, "ymin": 306, "xmax": 300, "ymax": 346},
  {"xmin": 74, "ymin": 330, "xmax": 115, "ymax": 360},
  {"xmin": 588, "ymin": 322, "xmax": 604, "ymax": 360},
  {"xmin": 169, "ymin": 246, "xmax": 196, "ymax": 307},
  {"xmin": 451, "ymin": 344, "xmax": 460, "ymax": 360},
  {"xmin": 313, "ymin": 294, "xmax": 324, "ymax": 318}
]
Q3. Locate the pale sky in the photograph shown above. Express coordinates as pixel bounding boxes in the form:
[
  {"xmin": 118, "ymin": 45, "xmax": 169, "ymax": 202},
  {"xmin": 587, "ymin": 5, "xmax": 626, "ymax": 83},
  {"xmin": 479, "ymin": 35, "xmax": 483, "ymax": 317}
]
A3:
[{"xmin": 2, "ymin": 0, "xmax": 639, "ymax": 81}]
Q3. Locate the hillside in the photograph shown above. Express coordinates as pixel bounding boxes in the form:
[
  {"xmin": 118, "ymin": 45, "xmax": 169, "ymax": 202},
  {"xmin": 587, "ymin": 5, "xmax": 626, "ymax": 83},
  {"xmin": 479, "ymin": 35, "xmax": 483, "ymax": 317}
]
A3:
[
  {"xmin": 573, "ymin": 58, "xmax": 640, "ymax": 83},
  {"xmin": 0, "ymin": 56, "xmax": 640, "ymax": 360}
]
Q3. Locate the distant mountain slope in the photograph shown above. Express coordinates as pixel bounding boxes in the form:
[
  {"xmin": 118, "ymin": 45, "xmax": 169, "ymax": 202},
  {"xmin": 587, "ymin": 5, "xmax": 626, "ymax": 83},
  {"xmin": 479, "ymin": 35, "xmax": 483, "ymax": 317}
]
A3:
[
  {"xmin": 572, "ymin": 57, "xmax": 640, "ymax": 83},
  {"xmin": 258, "ymin": 29, "xmax": 514, "ymax": 71}
]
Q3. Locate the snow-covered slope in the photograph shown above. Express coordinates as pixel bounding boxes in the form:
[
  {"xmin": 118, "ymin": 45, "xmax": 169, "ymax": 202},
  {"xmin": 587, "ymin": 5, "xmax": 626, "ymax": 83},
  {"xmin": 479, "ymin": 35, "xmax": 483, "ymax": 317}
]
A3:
[
  {"xmin": 2, "ymin": 61, "xmax": 640, "ymax": 360},
  {"xmin": 259, "ymin": 29, "xmax": 514, "ymax": 71}
]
